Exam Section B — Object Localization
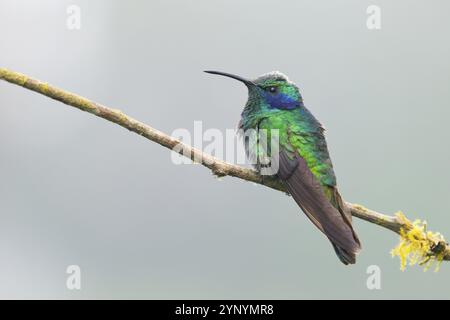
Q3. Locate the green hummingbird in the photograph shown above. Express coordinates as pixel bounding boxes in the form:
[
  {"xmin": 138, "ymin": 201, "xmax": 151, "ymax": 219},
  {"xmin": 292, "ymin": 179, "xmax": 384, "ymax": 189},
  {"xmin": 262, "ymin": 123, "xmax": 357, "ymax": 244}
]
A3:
[{"xmin": 205, "ymin": 70, "xmax": 361, "ymax": 264}]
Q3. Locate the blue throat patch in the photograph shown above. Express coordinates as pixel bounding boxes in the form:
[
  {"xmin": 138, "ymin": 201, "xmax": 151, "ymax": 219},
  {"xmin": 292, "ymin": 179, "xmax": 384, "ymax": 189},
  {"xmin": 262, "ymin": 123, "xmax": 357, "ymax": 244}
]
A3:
[{"xmin": 263, "ymin": 92, "xmax": 303, "ymax": 110}]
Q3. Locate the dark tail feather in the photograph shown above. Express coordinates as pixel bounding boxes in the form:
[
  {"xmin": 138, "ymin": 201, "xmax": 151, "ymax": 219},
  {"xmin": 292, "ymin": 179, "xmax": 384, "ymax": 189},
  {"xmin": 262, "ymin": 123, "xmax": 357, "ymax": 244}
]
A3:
[
  {"xmin": 277, "ymin": 151, "xmax": 361, "ymax": 265},
  {"xmin": 330, "ymin": 190, "xmax": 360, "ymax": 265},
  {"xmin": 332, "ymin": 242, "xmax": 356, "ymax": 265}
]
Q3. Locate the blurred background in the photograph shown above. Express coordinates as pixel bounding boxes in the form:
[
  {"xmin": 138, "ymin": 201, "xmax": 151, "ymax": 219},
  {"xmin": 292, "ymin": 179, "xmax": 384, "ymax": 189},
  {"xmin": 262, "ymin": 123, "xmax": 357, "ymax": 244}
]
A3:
[{"xmin": 1, "ymin": 0, "xmax": 449, "ymax": 299}]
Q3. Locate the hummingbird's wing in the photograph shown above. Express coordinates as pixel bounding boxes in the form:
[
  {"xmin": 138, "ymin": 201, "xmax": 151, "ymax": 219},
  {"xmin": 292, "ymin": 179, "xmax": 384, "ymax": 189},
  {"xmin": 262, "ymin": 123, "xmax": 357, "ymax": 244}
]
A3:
[{"xmin": 275, "ymin": 150, "xmax": 360, "ymax": 264}]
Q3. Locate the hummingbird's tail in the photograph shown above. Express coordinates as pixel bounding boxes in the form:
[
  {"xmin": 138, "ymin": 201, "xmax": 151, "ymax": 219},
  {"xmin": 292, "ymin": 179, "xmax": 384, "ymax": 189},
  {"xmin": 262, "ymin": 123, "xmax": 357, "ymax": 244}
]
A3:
[
  {"xmin": 277, "ymin": 151, "xmax": 361, "ymax": 265},
  {"xmin": 332, "ymin": 242, "xmax": 357, "ymax": 265},
  {"xmin": 328, "ymin": 189, "xmax": 361, "ymax": 265}
]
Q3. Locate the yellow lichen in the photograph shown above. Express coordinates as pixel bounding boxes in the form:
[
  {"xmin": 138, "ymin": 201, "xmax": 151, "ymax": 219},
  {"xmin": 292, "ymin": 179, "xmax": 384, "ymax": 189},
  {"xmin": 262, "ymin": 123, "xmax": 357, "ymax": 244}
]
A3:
[
  {"xmin": 391, "ymin": 212, "xmax": 445, "ymax": 272},
  {"xmin": 40, "ymin": 82, "xmax": 49, "ymax": 94},
  {"xmin": 0, "ymin": 69, "xmax": 28, "ymax": 86}
]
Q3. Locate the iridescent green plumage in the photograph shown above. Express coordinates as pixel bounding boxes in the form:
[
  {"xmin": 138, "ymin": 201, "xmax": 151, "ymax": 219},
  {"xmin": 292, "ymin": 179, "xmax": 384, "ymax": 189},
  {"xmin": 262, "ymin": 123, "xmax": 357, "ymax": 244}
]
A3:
[{"xmin": 206, "ymin": 70, "xmax": 361, "ymax": 264}]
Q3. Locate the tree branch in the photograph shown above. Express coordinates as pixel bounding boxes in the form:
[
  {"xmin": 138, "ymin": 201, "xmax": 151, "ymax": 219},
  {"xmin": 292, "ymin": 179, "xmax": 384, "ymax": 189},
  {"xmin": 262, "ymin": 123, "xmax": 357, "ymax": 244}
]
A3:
[{"xmin": 1, "ymin": 68, "xmax": 449, "ymax": 265}]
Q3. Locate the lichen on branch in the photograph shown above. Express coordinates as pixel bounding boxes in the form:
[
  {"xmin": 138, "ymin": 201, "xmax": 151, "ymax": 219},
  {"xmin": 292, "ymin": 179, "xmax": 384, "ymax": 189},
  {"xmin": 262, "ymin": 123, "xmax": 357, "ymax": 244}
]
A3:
[{"xmin": 391, "ymin": 212, "xmax": 446, "ymax": 271}]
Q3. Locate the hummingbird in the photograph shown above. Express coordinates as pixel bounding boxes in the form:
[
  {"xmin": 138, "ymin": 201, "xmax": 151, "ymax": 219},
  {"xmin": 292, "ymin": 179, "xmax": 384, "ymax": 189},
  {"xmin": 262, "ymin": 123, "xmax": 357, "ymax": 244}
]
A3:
[{"xmin": 205, "ymin": 70, "xmax": 361, "ymax": 264}]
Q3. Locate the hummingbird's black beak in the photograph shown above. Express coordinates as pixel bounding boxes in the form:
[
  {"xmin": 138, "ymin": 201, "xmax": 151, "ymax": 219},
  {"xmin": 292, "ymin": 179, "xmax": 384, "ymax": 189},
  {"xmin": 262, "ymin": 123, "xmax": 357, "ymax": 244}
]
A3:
[{"xmin": 204, "ymin": 70, "xmax": 256, "ymax": 87}]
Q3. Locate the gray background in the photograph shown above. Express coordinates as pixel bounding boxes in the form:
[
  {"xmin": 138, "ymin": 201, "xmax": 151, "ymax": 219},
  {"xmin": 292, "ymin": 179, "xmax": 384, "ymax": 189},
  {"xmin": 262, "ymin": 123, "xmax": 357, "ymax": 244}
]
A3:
[{"xmin": 1, "ymin": 0, "xmax": 449, "ymax": 299}]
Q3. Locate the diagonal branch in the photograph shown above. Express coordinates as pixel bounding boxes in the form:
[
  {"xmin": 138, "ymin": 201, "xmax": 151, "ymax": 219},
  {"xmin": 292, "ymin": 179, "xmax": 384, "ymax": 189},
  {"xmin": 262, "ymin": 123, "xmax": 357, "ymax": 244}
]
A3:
[{"xmin": 1, "ymin": 68, "xmax": 449, "ymax": 265}]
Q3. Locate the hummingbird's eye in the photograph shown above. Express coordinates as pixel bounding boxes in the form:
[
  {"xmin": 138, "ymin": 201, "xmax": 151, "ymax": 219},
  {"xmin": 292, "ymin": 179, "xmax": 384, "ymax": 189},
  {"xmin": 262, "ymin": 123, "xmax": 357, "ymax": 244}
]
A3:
[{"xmin": 267, "ymin": 86, "xmax": 277, "ymax": 93}]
